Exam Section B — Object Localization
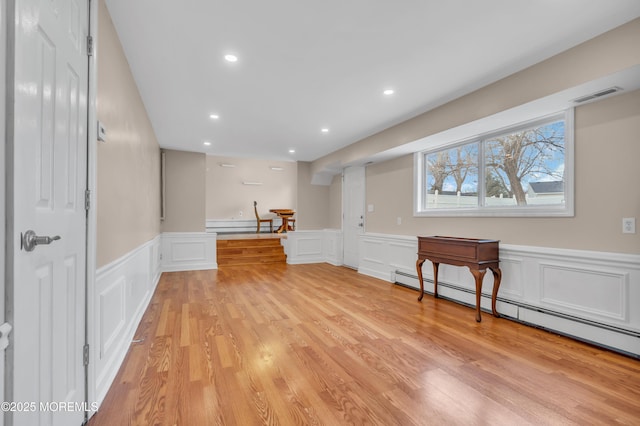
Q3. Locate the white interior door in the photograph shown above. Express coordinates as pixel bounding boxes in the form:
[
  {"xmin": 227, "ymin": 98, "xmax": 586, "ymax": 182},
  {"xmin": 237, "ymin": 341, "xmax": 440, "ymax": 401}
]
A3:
[
  {"xmin": 10, "ymin": 0, "xmax": 88, "ymax": 424},
  {"xmin": 343, "ymin": 166, "xmax": 365, "ymax": 269}
]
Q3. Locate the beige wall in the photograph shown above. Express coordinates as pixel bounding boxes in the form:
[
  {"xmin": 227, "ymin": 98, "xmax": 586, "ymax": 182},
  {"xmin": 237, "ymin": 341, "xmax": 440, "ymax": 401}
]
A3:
[
  {"xmin": 206, "ymin": 155, "xmax": 297, "ymax": 220},
  {"xmin": 310, "ymin": 18, "xmax": 640, "ymax": 255},
  {"xmin": 96, "ymin": 0, "xmax": 161, "ymax": 267},
  {"xmin": 296, "ymin": 162, "xmax": 330, "ymax": 230},
  {"xmin": 93, "ymin": 8, "xmax": 638, "ymax": 258},
  {"xmin": 312, "ymin": 18, "xmax": 640, "ymax": 177},
  {"xmin": 365, "ymin": 89, "xmax": 640, "ymax": 254},
  {"xmin": 162, "ymin": 150, "xmax": 206, "ymax": 232},
  {"xmin": 328, "ymin": 174, "xmax": 342, "ymax": 229}
]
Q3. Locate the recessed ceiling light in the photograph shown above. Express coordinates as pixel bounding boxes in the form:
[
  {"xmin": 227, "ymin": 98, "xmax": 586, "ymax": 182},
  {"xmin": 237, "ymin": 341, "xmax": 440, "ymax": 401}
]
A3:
[
  {"xmin": 383, "ymin": 89, "xmax": 395, "ymax": 96},
  {"xmin": 289, "ymin": 149, "xmax": 295, "ymax": 154},
  {"xmin": 321, "ymin": 128, "xmax": 329, "ymax": 133},
  {"xmin": 224, "ymin": 54, "xmax": 238, "ymax": 62},
  {"xmin": 270, "ymin": 167, "xmax": 284, "ymax": 171},
  {"xmin": 203, "ymin": 141, "xmax": 212, "ymax": 146},
  {"xmin": 209, "ymin": 114, "xmax": 219, "ymax": 119}
]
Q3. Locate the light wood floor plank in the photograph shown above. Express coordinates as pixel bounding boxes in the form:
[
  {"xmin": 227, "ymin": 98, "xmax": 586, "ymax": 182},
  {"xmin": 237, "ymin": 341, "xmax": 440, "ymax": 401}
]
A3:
[{"xmin": 89, "ymin": 264, "xmax": 640, "ymax": 425}]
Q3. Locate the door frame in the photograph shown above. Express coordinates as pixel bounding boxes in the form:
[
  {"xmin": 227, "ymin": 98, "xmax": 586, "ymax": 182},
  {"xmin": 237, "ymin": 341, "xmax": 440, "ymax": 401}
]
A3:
[
  {"xmin": 1, "ymin": 1, "xmax": 7, "ymax": 423},
  {"xmin": 342, "ymin": 165, "xmax": 366, "ymax": 269},
  {"xmin": 86, "ymin": 0, "xmax": 99, "ymax": 415},
  {"xmin": 2, "ymin": 0, "xmax": 99, "ymax": 420}
]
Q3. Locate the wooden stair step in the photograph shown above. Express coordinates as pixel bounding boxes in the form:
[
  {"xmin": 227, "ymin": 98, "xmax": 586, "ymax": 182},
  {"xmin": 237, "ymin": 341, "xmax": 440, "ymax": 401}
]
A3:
[
  {"xmin": 217, "ymin": 237, "xmax": 286, "ymax": 266},
  {"xmin": 218, "ymin": 254, "xmax": 287, "ymax": 266},
  {"xmin": 217, "ymin": 250, "xmax": 284, "ymax": 258},
  {"xmin": 217, "ymin": 243, "xmax": 281, "ymax": 250},
  {"xmin": 217, "ymin": 246, "xmax": 284, "ymax": 255},
  {"xmin": 217, "ymin": 239, "xmax": 282, "ymax": 247}
]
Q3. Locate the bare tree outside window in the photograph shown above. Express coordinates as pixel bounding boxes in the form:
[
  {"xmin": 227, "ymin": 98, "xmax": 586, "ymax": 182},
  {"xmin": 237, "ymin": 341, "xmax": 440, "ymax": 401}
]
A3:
[
  {"xmin": 450, "ymin": 145, "xmax": 477, "ymax": 193},
  {"xmin": 485, "ymin": 121, "xmax": 565, "ymax": 205},
  {"xmin": 426, "ymin": 151, "xmax": 449, "ymax": 193},
  {"xmin": 425, "ymin": 145, "xmax": 479, "ymax": 208},
  {"xmin": 421, "ymin": 116, "xmax": 567, "ymax": 212}
]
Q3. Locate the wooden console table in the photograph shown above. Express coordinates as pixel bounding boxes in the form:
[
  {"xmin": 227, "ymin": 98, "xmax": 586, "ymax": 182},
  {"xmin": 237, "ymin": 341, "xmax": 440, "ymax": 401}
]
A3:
[{"xmin": 416, "ymin": 236, "xmax": 502, "ymax": 322}]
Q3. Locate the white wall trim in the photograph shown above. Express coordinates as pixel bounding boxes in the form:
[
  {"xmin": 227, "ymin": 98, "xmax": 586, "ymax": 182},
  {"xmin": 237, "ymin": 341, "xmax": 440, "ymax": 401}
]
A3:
[
  {"xmin": 501, "ymin": 243, "xmax": 640, "ymax": 268},
  {"xmin": 283, "ymin": 229, "xmax": 342, "ymax": 265},
  {"xmin": 358, "ymin": 233, "xmax": 417, "ymax": 282},
  {"xmin": 358, "ymin": 232, "xmax": 640, "ymax": 356},
  {"xmin": 86, "ymin": 0, "xmax": 100, "ymax": 413},
  {"xmin": 0, "ymin": 2, "xmax": 7, "ymax": 422},
  {"xmin": 206, "ymin": 218, "xmax": 283, "ymax": 234},
  {"xmin": 93, "ymin": 235, "xmax": 162, "ymax": 406},
  {"xmin": 93, "ymin": 231, "xmax": 217, "ymax": 408},
  {"xmin": 323, "ymin": 229, "xmax": 343, "ymax": 266},
  {"xmin": 161, "ymin": 232, "xmax": 217, "ymax": 272}
]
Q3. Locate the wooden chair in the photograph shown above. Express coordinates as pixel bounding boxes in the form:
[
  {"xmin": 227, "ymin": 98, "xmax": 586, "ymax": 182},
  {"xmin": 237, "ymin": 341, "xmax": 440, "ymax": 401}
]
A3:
[
  {"xmin": 287, "ymin": 216, "xmax": 296, "ymax": 231},
  {"xmin": 253, "ymin": 201, "xmax": 273, "ymax": 233}
]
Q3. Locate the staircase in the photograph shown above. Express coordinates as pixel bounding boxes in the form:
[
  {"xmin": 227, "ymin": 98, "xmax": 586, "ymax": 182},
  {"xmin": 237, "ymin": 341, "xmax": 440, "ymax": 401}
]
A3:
[{"xmin": 217, "ymin": 237, "xmax": 287, "ymax": 266}]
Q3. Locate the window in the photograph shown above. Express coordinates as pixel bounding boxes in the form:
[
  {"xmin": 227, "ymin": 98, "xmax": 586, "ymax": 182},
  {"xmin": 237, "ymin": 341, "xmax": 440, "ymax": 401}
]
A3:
[{"xmin": 414, "ymin": 111, "xmax": 573, "ymax": 217}]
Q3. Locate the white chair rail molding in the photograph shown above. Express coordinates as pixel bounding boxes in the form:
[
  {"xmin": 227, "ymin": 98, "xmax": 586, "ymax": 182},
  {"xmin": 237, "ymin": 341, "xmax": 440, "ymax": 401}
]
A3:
[{"xmin": 357, "ymin": 232, "xmax": 640, "ymax": 357}]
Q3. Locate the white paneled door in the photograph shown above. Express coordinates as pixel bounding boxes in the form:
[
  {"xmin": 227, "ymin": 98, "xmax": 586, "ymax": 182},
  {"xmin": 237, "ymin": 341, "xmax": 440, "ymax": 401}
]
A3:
[
  {"xmin": 343, "ymin": 166, "xmax": 365, "ymax": 269},
  {"xmin": 11, "ymin": 0, "xmax": 89, "ymax": 425}
]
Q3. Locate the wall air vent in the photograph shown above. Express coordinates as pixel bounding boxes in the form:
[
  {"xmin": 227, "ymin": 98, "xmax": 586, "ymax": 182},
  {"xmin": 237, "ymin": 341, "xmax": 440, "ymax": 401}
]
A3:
[{"xmin": 573, "ymin": 87, "xmax": 623, "ymax": 104}]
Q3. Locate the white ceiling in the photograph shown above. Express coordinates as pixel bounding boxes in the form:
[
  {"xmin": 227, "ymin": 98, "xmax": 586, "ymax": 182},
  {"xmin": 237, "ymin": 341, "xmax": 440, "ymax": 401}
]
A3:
[{"xmin": 104, "ymin": 0, "xmax": 640, "ymax": 162}]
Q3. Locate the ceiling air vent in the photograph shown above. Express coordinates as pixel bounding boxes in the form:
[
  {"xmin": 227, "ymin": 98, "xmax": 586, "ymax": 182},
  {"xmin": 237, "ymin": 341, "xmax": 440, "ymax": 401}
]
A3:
[{"xmin": 573, "ymin": 87, "xmax": 623, "ymax": 104}]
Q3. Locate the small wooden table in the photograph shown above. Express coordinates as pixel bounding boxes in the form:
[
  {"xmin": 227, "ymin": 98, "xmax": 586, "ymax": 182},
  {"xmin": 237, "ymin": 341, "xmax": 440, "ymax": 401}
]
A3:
[
  {"xmin": 269, "ymin": 209, "xmax": 295, "ymax": 233},
  {"xmin": 416, "ymin": 236, "xmax": 502, "ymax": 322}
]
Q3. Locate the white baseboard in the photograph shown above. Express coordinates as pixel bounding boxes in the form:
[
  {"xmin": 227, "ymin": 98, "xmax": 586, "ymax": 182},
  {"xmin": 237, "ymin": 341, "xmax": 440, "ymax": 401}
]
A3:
[
  {"xmin": 359, "ymin": 232, "xmax": 640, "ymax": 356},
  {"xmin": 93, "ymin": 235, "xmax": 162, "ymax": 406}
]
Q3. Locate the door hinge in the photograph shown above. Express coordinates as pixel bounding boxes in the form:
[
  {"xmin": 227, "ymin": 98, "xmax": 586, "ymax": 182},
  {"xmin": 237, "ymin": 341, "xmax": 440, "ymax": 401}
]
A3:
[
  {"xmin": 85, "ymin": 189, "xmax": 91, "ymax": 210},
  {"xmin": 83, "ymin": 344, "xmax": 90, "ymax": 366},
  {"xmin": 0, "ymin": 322, "xmax": 13, "ymax": 351},
  {"xmin": 87, "ymin": 35, "xmax": 93, "ymax": 56}
]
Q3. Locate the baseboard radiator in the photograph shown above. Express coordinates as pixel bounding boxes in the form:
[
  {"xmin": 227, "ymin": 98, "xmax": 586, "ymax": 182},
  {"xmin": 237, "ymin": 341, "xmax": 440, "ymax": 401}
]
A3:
[{"xmin": 394, "ymin": 270, "xmax": 640, "ymax": 359}]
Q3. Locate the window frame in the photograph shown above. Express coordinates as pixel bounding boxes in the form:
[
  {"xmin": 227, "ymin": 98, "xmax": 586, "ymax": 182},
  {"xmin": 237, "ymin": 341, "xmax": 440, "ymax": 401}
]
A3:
[{"xmin": 414, "ymin": 110, "xmax": 574, "ymax": 218}]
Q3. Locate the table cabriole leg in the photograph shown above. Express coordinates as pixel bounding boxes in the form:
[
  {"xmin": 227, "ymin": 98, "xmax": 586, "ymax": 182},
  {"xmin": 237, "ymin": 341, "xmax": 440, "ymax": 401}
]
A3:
[
  {"xmin": 432, "ymin": 262, "xmax": 440, "ymax": 298},
  {"xmin": 490, "ymin": 267, "xmax": 502, "ymax": 318},
  {"xmin": 470, "ymin": 268, "xmax": 487, "ymax": 322},
  {"xmin": 416, "ymin": 259, "xmax": 426, "ymax": 301}
]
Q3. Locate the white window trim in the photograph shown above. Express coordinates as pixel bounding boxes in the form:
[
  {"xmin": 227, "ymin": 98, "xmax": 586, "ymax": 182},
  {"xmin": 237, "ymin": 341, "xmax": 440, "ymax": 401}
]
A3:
[{"xmin": 414, "ymin": 109, "xmax": 574, "ymax": 218}]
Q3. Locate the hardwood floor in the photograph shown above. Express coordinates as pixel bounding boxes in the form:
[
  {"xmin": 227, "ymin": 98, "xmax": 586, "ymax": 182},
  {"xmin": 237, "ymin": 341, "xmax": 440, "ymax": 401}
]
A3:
[{"xmin": 88, "ymin": 264, "xmax": 640, "ymax": 425}]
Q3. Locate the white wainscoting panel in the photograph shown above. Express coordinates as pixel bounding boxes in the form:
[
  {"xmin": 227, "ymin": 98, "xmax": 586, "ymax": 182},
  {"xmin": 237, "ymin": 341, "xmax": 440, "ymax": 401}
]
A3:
[
  {"xmin": 497, "ymin": 254, "xmax": 525, "ymax": 299},
  {"xmin": 358, "ymin": 232, "xmax": 640, "ymax": 356},
  {"xmin": 539, "ymin": 263, "xmax": 627, "ymax": 322},
  {"xmin": 359, "ymin": 233, "xmax": 417, "ymax": 282},
  {"xmin": 98, "ymin": 277, "xmax": 125, "ymax": 358},
  {"xmin": 285, "ymin": 231, "xmax": 324, "ymax": 264},
  {"xmin": 94, "ymin": 235, "xmax": 161, "ymax": 405},
  {"xmin": 323, "ymin": 229, "xmax": 343, "ymax": 266},
  {"xmin": 283, "ymin": 229, "xmax": 343, "ymax": 265},
  {"xmin": 161, "ymin": 232, "xmax": 217, "ymax": 272}
]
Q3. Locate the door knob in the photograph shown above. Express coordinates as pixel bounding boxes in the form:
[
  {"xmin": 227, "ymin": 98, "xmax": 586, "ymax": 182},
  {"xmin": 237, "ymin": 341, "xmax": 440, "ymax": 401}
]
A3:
[{"xmin": 21, "ymin": 230, "xmax": 61, "ymax": 252}]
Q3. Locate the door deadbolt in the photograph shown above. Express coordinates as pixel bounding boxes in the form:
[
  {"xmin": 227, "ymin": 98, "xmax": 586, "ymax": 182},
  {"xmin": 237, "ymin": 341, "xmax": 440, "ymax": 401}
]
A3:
[{"xmin": 21, "ymin": 230, "xmax": 61, "ymax": 252}]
